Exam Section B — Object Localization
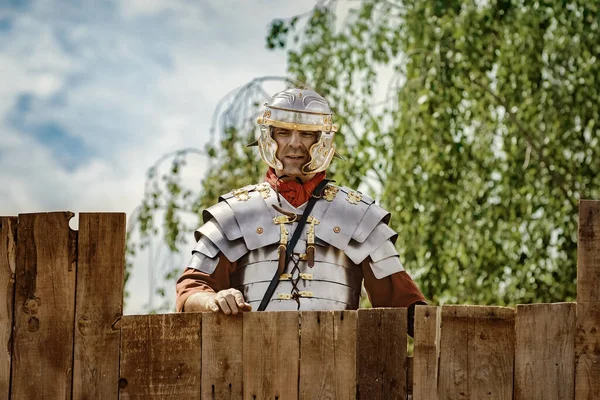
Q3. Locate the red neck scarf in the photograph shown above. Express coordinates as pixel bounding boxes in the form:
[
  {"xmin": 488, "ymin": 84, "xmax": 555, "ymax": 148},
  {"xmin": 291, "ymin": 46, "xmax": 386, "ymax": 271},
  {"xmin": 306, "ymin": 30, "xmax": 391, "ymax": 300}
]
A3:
[{"xmin": 265, "ymin": 168, "xmax": 327, "ymax": 208}]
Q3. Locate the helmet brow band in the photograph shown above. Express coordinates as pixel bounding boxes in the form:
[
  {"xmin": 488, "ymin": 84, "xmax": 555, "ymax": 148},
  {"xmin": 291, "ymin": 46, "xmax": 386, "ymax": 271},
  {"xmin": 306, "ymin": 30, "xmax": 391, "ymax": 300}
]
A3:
[{"xmin": 257, "ymin": 118, "xmax": 337, "ymax": 132}]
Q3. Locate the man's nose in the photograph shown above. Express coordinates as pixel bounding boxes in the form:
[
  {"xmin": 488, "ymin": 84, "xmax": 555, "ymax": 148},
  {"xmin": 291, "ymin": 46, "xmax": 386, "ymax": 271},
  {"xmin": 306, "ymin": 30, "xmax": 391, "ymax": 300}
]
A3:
[{"xmin": 288, "ymin": 131, "xmax": 302, "ymax": 147}]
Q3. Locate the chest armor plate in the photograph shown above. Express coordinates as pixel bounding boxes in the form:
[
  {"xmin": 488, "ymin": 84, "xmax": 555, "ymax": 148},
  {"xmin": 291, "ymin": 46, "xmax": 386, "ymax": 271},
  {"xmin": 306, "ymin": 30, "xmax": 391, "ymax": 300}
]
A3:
[{"xmin": 230, "ymin": 242, "xmax": 363, "ymax": 311}]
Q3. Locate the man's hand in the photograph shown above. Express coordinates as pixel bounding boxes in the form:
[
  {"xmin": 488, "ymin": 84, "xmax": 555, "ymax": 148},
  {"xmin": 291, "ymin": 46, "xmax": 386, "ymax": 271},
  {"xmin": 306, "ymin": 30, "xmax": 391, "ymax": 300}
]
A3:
[
  {"xmin": 184, "ymin": 289, "xmax": 252, "ymax": 314},
  {"xmin": 210, "ymin": 288, "xmax": 253, "ymax": 314}
]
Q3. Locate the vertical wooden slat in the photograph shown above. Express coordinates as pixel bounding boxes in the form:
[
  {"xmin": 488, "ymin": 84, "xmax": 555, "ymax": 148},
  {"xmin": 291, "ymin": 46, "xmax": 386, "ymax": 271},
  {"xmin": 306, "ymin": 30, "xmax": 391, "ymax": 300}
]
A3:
[
  {"xmin": 469, "ymin": 307, "xmax": 515, "ymax": 400},
  {"xmin": 202, "ymin": 312, "xmax": 243, "ymax": 400},
  {"xmin": 357, "ymin": 308, "xmax": 382, "ymax": 400},
  {"xmin": 357, "ymin": 308, "xmax": 407, "ymax": 400},
  {"xmin": 119, "ymin": 313, "xmax": 202, "ymax": 399},
  {"xmin": 299, "ymin": 310, "xmax": 357, "ymax": 400},
  {"xmin": 438, "ymin": 306, "xmax": 515, "ymax": 400},
  {"xmin": 381, "ymin": 308, "xmax": 408, "ymax": 400},
  {"xmin": 412, "ymin": 305, "xmax": 441, "ymax": 400},
  {"xmin": 515, "ymin": 303, "xmax": 576, "ymax": 400},
  {"xmin": 243, "ymin": 312, "xmax": 299, "ymax": 400},
  {"xmin": 11, "ymin": 212, "xmax": 77, "ymax": 400},
  {"xmin": 73, "ymin": 213, "xmax": 126, "ymax": 400},
  {"xmin": 576, "ymin": 200, "xmax": 600, "ymax": 399},
  {"xmin": 406, "ymin": 357, "xmax": 413, "ymax": 397},
  {"xmin": 333, "ymin": 310, "xmax": 357, "ymax": 399},
  {"xmin": 300, "ymin": 311, "xmax": 336, "ymax": 400},
  {"xmin": 438, "ymin": 306, "xmax": 469, "ymax": 399},
  {"xmin": 0, "ymin": 217, "xmax": 17, "ymax": 398}
]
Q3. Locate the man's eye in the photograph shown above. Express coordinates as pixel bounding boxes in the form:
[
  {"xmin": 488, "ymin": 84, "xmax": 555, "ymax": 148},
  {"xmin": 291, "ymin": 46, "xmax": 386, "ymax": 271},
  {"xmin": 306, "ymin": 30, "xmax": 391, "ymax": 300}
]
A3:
[{"xmin": 301, "ymin": 132, "xmax": 315, "ymax": 137}]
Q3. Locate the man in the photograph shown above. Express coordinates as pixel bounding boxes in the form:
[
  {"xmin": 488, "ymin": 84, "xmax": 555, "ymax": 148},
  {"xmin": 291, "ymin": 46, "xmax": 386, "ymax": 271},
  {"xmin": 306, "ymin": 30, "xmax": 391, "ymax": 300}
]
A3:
[{"xmin": 176, "ymin": 88, "xmax": 426, "ymax": 333}]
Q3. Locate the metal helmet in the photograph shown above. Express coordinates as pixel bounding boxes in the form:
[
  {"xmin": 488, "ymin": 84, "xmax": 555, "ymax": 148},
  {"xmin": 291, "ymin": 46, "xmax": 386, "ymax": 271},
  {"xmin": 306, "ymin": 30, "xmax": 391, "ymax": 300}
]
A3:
[{"xmin": 255, "ymin": 88, "xmax": 338, "ymax": 174}]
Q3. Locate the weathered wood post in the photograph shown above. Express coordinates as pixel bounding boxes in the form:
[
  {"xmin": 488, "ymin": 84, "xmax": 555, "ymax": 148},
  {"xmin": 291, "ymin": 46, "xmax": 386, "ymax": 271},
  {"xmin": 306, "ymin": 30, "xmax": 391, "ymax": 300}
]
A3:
[
  {"xmin": 11, "ymin": 212, "xmax": 77, "ymax": 400},
  {"xmin": 0, "ymin": 217, "xmax": 17, "ymax": 400},
  {"xmin": 1, "ymin": 212, "xmax": 125, "ymax": 400},
  {"xmin": 575, "ymin": 200, "xmax": 600, "ymax": 399}
]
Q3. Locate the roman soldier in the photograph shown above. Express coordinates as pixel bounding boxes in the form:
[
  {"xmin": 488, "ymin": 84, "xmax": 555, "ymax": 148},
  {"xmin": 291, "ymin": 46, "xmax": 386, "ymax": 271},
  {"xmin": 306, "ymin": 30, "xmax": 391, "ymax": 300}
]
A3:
[{"xmin": 176, "ymin": 88, "xmax": 426, "ymax": 333}]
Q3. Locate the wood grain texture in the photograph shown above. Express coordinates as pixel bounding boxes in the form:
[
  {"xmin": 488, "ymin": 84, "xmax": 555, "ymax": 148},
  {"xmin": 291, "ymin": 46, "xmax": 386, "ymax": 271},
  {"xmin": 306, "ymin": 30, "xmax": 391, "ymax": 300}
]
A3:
[
  {"xmin": 202, "ymin": 312, "xmax": 243, "ymax": 400},
  {"xmin": 0, "ymin": 217, "xmax": 17, "ymax": 399},
  {"xmin": 300, "ymin": 311, "xmax": 336, "ymax": 400},
  {"xmin": 333, "ymin": 310, "xmax": 358, "ymax": 400},
  {"xmin": 576, "ymin": 200, "xmax": 600, "ymax": 400},
  {"xmin": 577, "ymin": 200, "xmax": 600, "ymax": 303},
  {"xmin": 73, "ymin": 213, "xmax": 126, "ymax": 400},
  {"xmin": 243, "ymin": 312, "xmax": 299, "ymax": 400},
  {"xmin": 11, "ymin": 212, "xmax": 77, "ymax": 400},
  {"xmin": 119, "ymin": 313, "xmax": 202, "ymax": 400},
  {"xmin": 438, "ymin": 306, "xmax": 469, "ymax": 400},
  {"xmin": 406, "ymin": 357, "xmax": 413, "ymax": 396},
  {"xmin": 412, "ymin": 305, "xmax": 441, "ymax": 400},
  {"xmin": 575, "ymin": 303, "xmax": 600, "ymax": 400},
  {"xmin": 515, "ymin": 303, "xmax": 576, "ymax": 400},
  {"xmin": 357, "ymin": 308, "xmax": 407, "ymax": 400},
  {"xmin": 299, "ymin": 310, "xmax": 357, "ymax": 400},
  {"xmin": 439, "ymin": 306, "xmax": 515, "ymax": 400}
]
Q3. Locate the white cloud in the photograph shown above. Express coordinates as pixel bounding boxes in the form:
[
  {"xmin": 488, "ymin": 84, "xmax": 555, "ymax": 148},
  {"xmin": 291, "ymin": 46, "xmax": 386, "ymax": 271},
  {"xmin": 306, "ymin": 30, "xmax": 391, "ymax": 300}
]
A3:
[
  {"xmin": 0, "ymin": 0, "xmax": 317, "ymax": 314},
  {"xmin": 118, "ymin": 0, "xmax": 179, "ymax": 18}
]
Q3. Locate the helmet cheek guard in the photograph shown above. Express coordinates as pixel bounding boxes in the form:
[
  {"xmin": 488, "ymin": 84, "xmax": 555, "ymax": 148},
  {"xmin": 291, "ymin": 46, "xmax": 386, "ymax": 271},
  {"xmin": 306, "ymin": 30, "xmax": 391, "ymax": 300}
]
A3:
[
  {"xmin": 257, "ymin": 126, "xmax": 283, "ymax": 170},
  {"xmin": 303, "ymin": 130, "xmax": 336, "ymax": 174}
]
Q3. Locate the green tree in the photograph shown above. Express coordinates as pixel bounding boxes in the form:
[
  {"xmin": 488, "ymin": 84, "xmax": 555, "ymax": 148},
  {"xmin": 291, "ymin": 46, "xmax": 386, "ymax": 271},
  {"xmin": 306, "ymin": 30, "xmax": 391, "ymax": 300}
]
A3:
[{"xmin": 131, "ymin": 0, "xmax": 599, "ymax": 309}]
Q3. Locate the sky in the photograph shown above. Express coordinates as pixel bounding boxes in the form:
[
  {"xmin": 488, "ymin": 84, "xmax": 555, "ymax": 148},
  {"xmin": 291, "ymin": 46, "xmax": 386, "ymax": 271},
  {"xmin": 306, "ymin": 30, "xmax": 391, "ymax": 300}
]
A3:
[{"xmin": 0, "ymin": 0, "xmax": 318, "ymax": 314}]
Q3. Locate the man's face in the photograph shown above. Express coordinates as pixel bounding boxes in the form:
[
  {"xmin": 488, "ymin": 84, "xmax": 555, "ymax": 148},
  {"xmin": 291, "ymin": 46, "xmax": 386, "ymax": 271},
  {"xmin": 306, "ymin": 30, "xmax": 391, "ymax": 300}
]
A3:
[{"xmin": 272, "ymin": 127, "xmax": 319, "ymax": 179}]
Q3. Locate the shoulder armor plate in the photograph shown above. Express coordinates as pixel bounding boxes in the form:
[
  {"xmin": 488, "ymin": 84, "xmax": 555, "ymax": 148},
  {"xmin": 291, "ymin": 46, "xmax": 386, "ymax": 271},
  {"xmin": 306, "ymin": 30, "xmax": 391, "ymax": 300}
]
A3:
[{"xmin": 191, "ymin": 182, "xmax": 401, "ymax": 276}]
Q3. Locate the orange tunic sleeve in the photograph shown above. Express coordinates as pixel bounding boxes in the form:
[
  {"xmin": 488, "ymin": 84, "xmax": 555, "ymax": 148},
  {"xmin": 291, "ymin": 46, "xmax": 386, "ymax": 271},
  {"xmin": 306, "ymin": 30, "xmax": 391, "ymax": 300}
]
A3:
[
  {"xmin": 361, "ymin": 259, "xmax": 427, "ymax": 308},
  {"xmin": 175, "ymin": 255, "xmax": 236, "ymax": 312}
]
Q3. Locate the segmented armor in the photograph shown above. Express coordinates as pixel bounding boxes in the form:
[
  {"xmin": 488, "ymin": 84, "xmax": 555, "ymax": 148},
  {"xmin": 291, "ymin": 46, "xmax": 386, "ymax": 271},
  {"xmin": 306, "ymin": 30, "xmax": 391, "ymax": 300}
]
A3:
[{"xmin": 187, "ymin": 182, "xmax": 404, "ymax": 311}]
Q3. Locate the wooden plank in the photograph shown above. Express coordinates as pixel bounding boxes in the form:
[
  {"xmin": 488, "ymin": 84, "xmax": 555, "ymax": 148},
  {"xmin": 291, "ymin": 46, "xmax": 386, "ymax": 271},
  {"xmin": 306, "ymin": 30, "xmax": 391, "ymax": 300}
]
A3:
[
  {"xmin": 243, "ymin": 312, "xmax": 299, "ymax": 400},
  {"xmin": 575, "ymin": 303, "xmax": 600, "ymax": 400},
  {"xmin": 299, "ymin": 310, "xmax": 357, "ymax": 400},
  {"xmin": 381, "ymin": 308, "xmax": 408, "ymax": 400},
  {"xmin": 357, "ymin": 308, "xmax": 407, "ymax": 400},
  {"xmin": 577, "ymin": 200, "xmax": 600, "ymax": 303},
  {"xmin": 438, "ymin": 306, "xmax": 469, "ymax": 399},
  {"xmin": 333, "ymin": 310, "xmax": 357, "ymax": 399},
  {"xmin": 406, "ymin": 357, "xmax": 413, "ymax": 396},
  {"xmin": 357, "ymin": 308, "xmax": 381, "ymax": 399},
  {"xmin": 300, "ymin": 311, "xmax": 336, "ymax": 400},
  {"xmin": 119, "ymin": 313, "xmax": 202, "ymax": 399},
  {"xmin": 202, "ymin": 312, "xmax": 243, "ymax": 400},
  {"xmin": 412, "ymin": 305, "xmax": 440, "ymax": 400},
  {"xmin": 11, "ymin": 212, "xmax": 77, "ymax": 400},
  {"xmin": 576, "ymin": 200, "xmax": 600, "ymax": 400},
  {"xmin": 73, "ymin": 213, "xmax": 126, "ymax": 400},
  {"xmin": 439, "ymin": 306, "xmax": 515, "ymax": 400},
  {"xmin": 0, "ymin": 217, "xmax": 17, "ymax": 398},
  {"xmin": 515, "ymin": 303, "xmax": 576, "ymax": 400},
  {"xmin": 468, "ymin": 307, "xmax": 515, "ymax": 400}
]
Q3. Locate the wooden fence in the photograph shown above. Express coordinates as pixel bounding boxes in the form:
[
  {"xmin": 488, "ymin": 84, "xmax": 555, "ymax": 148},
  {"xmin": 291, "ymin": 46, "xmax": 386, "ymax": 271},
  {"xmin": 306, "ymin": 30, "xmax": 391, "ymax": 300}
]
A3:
[{"xmin": 0, "ymin": 201, "xmax": 598, "ymax": 399}]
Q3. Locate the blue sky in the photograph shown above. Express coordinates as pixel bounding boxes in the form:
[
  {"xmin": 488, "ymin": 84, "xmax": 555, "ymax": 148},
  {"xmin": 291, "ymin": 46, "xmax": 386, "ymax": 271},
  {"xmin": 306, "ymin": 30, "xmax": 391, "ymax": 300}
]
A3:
[{"xmin": 0, "ymin": 0, "xmax": 317, "ymax": 313}]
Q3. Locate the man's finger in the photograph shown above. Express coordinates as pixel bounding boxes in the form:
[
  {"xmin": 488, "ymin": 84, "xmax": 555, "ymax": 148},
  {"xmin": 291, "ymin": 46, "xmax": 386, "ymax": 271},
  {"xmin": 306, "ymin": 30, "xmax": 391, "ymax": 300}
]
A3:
[
  {"xmin": 233, "ymin": 291, "xmax": 247, "ymax": 308},
  {"xmin": 208, "ymin": 299, "xmax": 219, "ymax": 312},
  {"xmin": 215, "ymin": 296, "xmax": 232, "ymax": 314},
  {"xmin": 223, "ymin": 293, "xmax": 240, "ymax": 315}
]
